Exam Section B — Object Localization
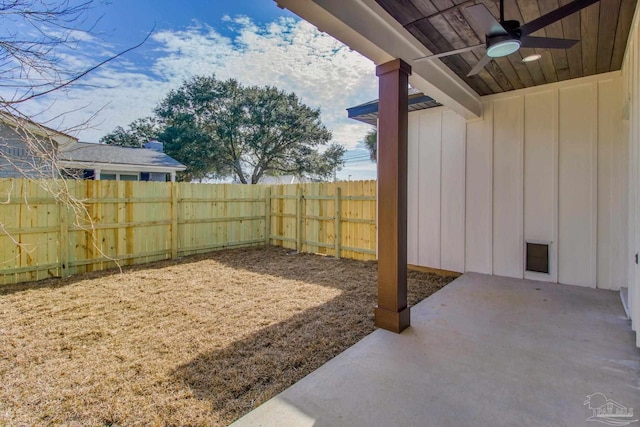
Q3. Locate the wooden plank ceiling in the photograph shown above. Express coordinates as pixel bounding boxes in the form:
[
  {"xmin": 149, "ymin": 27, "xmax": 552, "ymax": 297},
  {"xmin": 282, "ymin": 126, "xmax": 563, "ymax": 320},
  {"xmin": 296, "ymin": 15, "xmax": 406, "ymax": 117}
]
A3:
[{"xmin": 375, "ymin": 0, "xmax": 637, "ymax": 95}]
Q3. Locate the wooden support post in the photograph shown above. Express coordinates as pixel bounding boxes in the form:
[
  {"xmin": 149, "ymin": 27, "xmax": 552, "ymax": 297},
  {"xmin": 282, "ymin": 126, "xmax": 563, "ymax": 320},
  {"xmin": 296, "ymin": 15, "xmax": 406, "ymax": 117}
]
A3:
[
  {"xmin": 125, "ymin": 182, "xmax": 135, "ymax": 266},
  {"xmin": 171, "ymin": 182, "xmax": 179, "ymax": 259},
  {"xmin": 58, "ymin": 200, "xmax": 69, "ymax": 279},
  {"xmin": 114, "ymin": 183, "xmax": 124, "ymax": 264},
  {"xmin": 375, "ymin": 58, "xmax": 411, "ymax": 333},
  {"xmin": 296, "ymin": 186, "xmax": 303, "ymax": 253},
  {"xmin": 265, "ymin": 187, "xmax": 271, "ymax": 247},
  {"xmin": 334, "ymin": 187, "xmax": 342, "ymax": 258},
  {"xmin": 85, "ymin": 181, "xmax": 95, "ymax": 272}
]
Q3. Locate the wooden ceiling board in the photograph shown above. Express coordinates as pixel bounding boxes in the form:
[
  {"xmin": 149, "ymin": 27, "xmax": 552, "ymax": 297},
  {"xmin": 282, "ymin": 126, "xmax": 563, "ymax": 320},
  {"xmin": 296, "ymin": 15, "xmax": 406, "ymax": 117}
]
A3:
[
  {"xmin": 486, "ymin": 59, "xmax": 517, "ymax": 90},
  {"xmin": 409, "ymin": 0, "xmax": 440, "ymax": 16},
  {"xmin": 556, "ymin": 0, "xmax": 584, "ymax": 79},
  {"xmin": 580, "ymin": 3, "xmax": 601, "ymax": 76},
  {"xmin": 611, "ymin": 0, "xmax": 636, "ymax": 69},
  {"xmin": 378, "ymin": 0, "xmax": 425, "ymax": 25},
  {"xmin": 494, "ymin": 56, "xmax": 527, "ymax": 89},
  {"xmin": 525, "ymin": 55, "xmax": 549, "ymax": 84},
  {"xmin": 430, "ymin": 13, "xmax": 470, "ymax": 49},
  {"xmin": 517, "ymin": 0, "xmax": 544, "ymax": 26},
  {"xmin": 467, "ymin": 53, "xmax": 503, "ymax": 93},
  {"xmin": 596, "ymin": 0, "xmax": 621, "ymax": 73},
  {"xmin": 515, "ymin": 0, "xmax": 556, "ymax": 84},
  {"xmin": 430, "ymin": 0, "xmax": 454, "ymax": 10},
  {"xmin": 537, "ymin": 0, "xmax": 571, "ymax": 80},
  {"xmin": 444, "ymin": 8, "xmax": 482, "ymax": 43}
]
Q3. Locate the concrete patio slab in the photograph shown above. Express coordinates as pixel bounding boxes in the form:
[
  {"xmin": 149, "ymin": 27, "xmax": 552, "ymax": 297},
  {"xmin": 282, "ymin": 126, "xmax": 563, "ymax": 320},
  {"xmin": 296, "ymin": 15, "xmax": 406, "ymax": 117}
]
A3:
[{"xmin": 231, "ymin": 273, "xmax": 640, "ymax": 427}]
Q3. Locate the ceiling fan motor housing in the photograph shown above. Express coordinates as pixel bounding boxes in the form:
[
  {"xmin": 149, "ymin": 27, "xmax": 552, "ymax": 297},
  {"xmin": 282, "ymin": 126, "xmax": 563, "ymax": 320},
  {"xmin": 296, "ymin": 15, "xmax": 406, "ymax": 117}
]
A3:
[{"xmin": 486, "ymin": 21, "xmax": 522, "ymax": 57}]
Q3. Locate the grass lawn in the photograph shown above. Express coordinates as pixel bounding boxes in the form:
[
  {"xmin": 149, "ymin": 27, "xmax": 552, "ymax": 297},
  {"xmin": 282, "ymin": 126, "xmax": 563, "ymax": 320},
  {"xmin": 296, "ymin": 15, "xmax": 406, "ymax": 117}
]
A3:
[{"xmin": 0, "ymin": 247, "xmax": 455, "ymax": 426}]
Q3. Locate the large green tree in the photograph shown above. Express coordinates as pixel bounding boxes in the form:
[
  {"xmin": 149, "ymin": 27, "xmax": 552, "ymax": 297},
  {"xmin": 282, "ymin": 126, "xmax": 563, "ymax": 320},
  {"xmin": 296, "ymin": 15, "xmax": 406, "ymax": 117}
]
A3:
[
  {"xmin": 99, "ymin": 117, "xmax": 160, "ymax": 147},
  {"xmin": 103, "ymin": 76, "xmax": 344, "ymax": 183}
]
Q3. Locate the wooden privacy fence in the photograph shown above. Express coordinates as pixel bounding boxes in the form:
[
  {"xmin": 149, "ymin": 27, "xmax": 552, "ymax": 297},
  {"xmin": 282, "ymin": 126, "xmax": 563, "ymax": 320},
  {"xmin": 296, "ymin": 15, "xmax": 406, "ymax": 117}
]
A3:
[
  {"xmin": 0, "ymin": 179, "xmax": 377, "ymax": 285},
  {"xmin": 267, "ymin": 180, "xmax": 376, "ymax": 260}
]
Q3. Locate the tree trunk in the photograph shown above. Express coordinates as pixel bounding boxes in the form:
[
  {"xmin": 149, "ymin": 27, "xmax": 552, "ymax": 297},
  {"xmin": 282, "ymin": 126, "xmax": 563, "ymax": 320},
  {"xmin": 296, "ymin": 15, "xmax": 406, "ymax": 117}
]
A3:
[
  {"xmin": 250, "ymin": 167, "xmax": 263, "ymax": 184},
  {"xmin": 235, "ymin": 161, "xmax": 247, "ymax": 184}
]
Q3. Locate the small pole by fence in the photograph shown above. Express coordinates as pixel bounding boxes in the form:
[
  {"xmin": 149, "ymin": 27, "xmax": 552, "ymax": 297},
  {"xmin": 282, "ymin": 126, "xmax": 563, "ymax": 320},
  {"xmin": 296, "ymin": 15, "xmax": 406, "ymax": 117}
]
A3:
[
  {"xmin": 265, "ymin": 187, "xmax": 271, "ymax": 247},
  {"xmin": 334, "ymin": 187, "xmax": 342, "ymax": 259}
]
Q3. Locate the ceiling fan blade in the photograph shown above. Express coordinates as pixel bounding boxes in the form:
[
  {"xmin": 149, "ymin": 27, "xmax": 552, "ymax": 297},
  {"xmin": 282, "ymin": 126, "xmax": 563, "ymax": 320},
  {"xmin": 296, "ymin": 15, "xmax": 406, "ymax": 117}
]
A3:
[
  {"xmin": 519, "ymin": 0, "xmax": 600, "ymax": 36},
  {"xmin": 467, "ymin": 54, "xmax": 492, "ymax": 77},
  {"xmin": 521, "ymin": 36, "xmax": 579, "ymax": 49},
  {"xmin": 414, "ymin": 43, "xmax": 484, "ymax": 61},
  {"xmin": 465, "ymin": 4, "xmax": 508, "ymax": 36}
]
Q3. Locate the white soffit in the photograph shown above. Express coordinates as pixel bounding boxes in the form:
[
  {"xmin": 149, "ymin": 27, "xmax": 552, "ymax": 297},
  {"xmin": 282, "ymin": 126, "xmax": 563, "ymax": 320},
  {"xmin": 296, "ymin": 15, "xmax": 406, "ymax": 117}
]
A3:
[{"xmin": 276, "ymin": 0, "xmax": 482, "ymax": 118}]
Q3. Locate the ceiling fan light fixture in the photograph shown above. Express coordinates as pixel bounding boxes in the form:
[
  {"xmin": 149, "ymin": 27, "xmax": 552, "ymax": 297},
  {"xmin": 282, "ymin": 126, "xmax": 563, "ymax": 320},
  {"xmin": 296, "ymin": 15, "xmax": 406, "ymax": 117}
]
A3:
[
  {"xmin": 522, "ymin": 53, "xmax": 542, "ymax": 62},
  {"xmin": 486, "ymin": 39, "xmax": 521, "ymax": 58}
]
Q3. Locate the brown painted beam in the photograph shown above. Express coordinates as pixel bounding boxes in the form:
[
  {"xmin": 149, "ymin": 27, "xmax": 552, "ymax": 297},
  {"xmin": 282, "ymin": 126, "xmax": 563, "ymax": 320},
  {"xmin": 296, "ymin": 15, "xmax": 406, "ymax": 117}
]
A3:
[{"xmin": 375, "ymin": 59, "xmax": 411, "ymax": 333}]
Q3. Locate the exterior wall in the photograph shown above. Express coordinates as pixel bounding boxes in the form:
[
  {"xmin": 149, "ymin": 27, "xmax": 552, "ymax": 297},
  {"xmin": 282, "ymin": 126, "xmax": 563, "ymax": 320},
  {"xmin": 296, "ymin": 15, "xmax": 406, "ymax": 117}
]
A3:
[
  {"xmin": 621, "ymin": 2, "xmax": 640, "ymax": 346},
  {"xmin": 0, "ymin": 123, "xmax": 55, "ymax": 178},
  {"xmin": 408, "ymin": 72, "xmax": 627, "ymax": 292},
  {"xmin": 64, "ymin": 169, "xmax": 168, "ymax": 181},
  {"xmin": 407, "ymin": 108, "xmax": 465, "ymax": 272}
]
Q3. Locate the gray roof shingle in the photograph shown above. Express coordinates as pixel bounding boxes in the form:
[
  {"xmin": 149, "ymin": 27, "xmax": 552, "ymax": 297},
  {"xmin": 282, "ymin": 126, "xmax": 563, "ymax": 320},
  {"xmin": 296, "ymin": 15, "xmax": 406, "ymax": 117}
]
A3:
[{"xmin": 59, "ymin": 142, "xmax": 186, "ymax": 170}]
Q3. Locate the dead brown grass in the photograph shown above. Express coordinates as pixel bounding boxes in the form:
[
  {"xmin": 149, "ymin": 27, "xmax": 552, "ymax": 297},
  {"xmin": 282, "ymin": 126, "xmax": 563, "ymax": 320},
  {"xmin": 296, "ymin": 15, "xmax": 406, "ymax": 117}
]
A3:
[{"xmin": 0, "ymin": 247, "xmax": 455, "ymax": 426}]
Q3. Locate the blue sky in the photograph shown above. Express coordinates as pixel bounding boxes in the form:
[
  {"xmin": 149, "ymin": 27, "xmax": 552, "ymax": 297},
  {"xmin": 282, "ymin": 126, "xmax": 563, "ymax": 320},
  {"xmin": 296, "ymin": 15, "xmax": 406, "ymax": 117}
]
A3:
[{"xmin": 16, "ymin": 0, "xmax": 378, "ymax": 180}]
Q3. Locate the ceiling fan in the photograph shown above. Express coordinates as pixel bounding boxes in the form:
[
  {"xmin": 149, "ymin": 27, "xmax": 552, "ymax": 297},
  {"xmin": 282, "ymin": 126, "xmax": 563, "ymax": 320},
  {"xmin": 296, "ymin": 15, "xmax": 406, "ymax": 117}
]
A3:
[{"xmin": 415, "ymin": 0, "xmax": 600, "ymax": 76}]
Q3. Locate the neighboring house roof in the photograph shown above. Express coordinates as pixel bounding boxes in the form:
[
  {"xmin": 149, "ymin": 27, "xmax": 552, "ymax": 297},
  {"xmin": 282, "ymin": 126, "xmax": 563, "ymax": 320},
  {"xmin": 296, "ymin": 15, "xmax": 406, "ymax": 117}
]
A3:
[
  {"xmin": 346, "ymin": 88, "xmax": 442, "ymax": 125},
  {"xmin": 0, "ymin": 112, "xmax": 78, "ymax": 147},
  {"xmin": 58, "ymin": 142, "xmax": 186, "ymax": 173}
]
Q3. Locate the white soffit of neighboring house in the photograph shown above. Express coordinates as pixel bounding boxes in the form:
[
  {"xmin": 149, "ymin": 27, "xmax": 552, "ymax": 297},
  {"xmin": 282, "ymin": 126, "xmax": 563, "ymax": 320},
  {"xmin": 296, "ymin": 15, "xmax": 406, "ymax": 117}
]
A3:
[
  {"xmin": 276, "ymin": 0, "xmax": 482, "ymax": 119},
  {"xmin": 56, "ymin": 161, "xmax": 186, "ymax": 173}
]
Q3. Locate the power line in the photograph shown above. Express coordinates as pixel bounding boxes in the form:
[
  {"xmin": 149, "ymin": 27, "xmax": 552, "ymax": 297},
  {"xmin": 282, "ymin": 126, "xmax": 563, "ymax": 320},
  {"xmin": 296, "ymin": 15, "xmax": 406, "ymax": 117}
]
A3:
[
  {"xmin": 343, "ymin": 153, "xmax": 371, "ymax": 159},
  {"xmin": 343, "ymin": 156, "xmax": 373, "ymax": 163}
]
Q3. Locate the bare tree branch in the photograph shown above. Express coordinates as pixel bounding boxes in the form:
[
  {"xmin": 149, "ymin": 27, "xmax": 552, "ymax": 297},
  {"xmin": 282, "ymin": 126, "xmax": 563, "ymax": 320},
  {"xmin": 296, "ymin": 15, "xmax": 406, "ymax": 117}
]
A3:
[
  {"xmin": 6, "ymin": 29, "xmax": 152, "ymax": 104},
  {"xmin": 0, "ymin": 0, "xmax": 151, "ymax": 274}
]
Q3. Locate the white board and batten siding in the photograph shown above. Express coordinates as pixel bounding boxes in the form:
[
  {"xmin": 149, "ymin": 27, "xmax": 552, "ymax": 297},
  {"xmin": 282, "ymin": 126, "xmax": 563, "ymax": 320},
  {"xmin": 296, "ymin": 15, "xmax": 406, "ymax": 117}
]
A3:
[
  {"xmin": 622, "ymin": 3, "xmax": 640, "ymax": 345},
  {"xmin": 407, "ymin": 108, "xmax": 466, "ymax": 273},
  {"xmin": 407, "ymin": 71, "xmax": 628, "ymax": 292}
]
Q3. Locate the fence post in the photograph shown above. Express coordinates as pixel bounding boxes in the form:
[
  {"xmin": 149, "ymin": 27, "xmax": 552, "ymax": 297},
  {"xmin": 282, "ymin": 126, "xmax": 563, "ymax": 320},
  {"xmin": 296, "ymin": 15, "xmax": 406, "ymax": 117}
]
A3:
[
  {"xmin": 296, "ymin": 186, "xmax": 303, "ymax": 253},
  {"xmin": 265, "ymin": 187, "xmax": 271, "ymax": 247},
  {"xmin": 171, "ymin": 182, "xmax": 179, "ymax": 259},
  {"xmin": 334, "ymin": 186, "xmax": 342, "ymax": 259},
  {"xmin": 124, "ymin": 182, "xmax": 135, "ymax": 266},
  {"xmin": 58, "ymin": 200, "xmax": 69, "ymax": 278}
]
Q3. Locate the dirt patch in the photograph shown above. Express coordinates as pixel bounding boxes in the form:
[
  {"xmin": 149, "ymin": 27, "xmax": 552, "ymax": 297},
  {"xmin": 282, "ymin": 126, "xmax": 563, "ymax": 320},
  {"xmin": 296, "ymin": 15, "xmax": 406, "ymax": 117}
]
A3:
[{"xmin": 0, "ymin": 247, "xmax": 456, "ymax": 426}]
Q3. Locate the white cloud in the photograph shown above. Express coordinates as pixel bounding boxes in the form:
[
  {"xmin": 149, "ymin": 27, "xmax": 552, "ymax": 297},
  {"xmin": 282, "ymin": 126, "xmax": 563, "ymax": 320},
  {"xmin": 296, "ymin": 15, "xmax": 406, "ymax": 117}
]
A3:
[{"xmin": 17, "ymin": 16, "xmax": 378, "ymax": 153}]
